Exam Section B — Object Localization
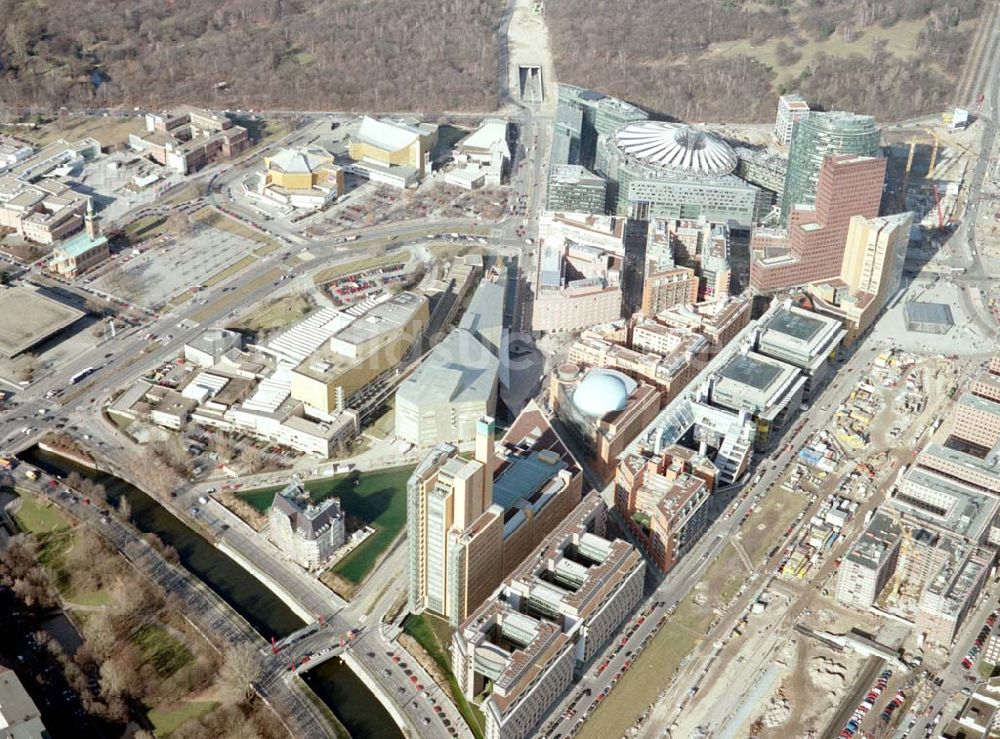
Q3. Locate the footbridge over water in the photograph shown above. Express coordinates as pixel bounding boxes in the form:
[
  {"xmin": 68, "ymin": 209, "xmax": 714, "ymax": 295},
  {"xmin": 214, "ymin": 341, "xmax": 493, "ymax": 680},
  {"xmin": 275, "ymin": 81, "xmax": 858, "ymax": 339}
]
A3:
[{"xmin": 265, "ymin": 621, "xmax": 362, "ymax": 676}]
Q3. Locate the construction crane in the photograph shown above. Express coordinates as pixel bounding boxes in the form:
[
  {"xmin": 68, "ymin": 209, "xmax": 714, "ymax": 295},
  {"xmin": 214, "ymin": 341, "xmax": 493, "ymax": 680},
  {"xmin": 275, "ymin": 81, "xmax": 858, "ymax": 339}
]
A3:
[
  {"xmin": 898, "ymin": 137, "xmax": 917, "ymax": 210},
  {"xmin": 932, "ymin": 184, "xmax": 946, "ymax": 230},
  {"xmin": 927, "ymin": 128, "xmax": 939, "ymax": 176}
]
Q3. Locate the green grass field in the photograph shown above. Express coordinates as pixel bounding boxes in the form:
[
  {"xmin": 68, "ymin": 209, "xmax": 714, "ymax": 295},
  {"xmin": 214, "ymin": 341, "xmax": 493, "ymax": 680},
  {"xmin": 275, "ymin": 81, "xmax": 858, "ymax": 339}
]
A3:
[
  {"xmin": 12, "ymin": 492, "xmax": 71, "ymax": 535},
  {"xmin": 240, "ymin": 465, "xmax": 415, "ymax": 584},
  {"xmin": 403, "ymin": 614, "xmax": 486, "ymax": 739},
  {"xmin": 124, "ymin": 215, "xmax": 170, "ymax": 244},
  {"xmin": 312, "ymin": 253, "xmax": 404, "ymax": 286},
  {"xmin": 134, "ymin": 624, "xmax": 195, "ymax": 679},
  {"xmin": 581, "ymin": 485, "xmax": 809, "ymax": 738},
  {"xmin": 192, "ymin": 209, "xmax": 275, "ymax": 246},
  {"xmin": 708, "ymin": 18, "xmax": 969, "ymax": 85},
  {"xmin": 147, "ymin": 700, "xmax": 218, "ymax": 736},
  {"xmin": 579, "ymin": 596, "xmax": 708, "ymax": 739},
  {"xmin": 16, "ymin": 115, "xmax": 139, "ymax": 148},
  {"xmin": 65, "ymin": 590, "xmax": 111, "ymax": 607},
  {"xmin": 202, "ymin": 254, "xmax": 258, "ymax": 288},
  {"xmin": 234, "ymin": 295, "xmax": 313, "ymax": 334}
]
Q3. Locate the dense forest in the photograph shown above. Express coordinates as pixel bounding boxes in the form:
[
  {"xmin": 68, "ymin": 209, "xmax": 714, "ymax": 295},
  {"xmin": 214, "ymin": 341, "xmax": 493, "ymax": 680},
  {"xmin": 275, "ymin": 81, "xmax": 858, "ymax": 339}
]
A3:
[
  {"xmin": 0, "ymin": 0, "xmax": 504, "ymax": 111},
  {"xmin": 546, "ymin": 0, "xmax": 984, "ymax": 122},
  {"xmin": 0, "ymin": 0, "xmax": 985, "ymax": 121}
]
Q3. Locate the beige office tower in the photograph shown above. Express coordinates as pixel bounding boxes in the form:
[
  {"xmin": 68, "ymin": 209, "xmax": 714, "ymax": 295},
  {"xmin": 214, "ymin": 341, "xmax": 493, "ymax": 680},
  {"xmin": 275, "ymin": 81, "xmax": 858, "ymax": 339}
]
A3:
[
  {"xmin": 841, "ymin": 213, "xmax": 910, "ymax": 301},
  {"xmin": 407, "ymin": 405, "xmax": 583, "ymax": 625},
  {"xmin": 407, "ymin": 417, "xmax": 496, "ymax": 621},
  {"xmin": 808, "ymin": 211, "xmax": 912, "ymax": 343}
]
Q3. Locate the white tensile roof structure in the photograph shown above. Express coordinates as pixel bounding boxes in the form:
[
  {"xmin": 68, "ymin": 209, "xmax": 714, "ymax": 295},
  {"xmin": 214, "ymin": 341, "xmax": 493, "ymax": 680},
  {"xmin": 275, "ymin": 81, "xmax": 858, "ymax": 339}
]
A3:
[{"xmin": 613, "ymin": 121, "xmax": 738, "ymax": 176}]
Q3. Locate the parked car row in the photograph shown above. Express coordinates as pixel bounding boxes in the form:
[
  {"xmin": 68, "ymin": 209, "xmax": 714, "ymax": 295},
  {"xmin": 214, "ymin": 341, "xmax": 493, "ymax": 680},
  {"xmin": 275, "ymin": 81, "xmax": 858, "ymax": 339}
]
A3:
[
  {"xmin": 880, "ymin": 691, "xmax": 906, "ymax": 722},
  {"xmin": 383, "ymin": 650, "xmax": 458, "ymax": 738},
  {"xmin": 839, "ymin": 669, "xmax": 892, "ymax": 738},
  {"xmin": 545, "ymin": 600, "xmax": 674, "ymax": 738},
  {"xmin": 963, "ymin": 610, "xmax": 998, "ymax": 670}
]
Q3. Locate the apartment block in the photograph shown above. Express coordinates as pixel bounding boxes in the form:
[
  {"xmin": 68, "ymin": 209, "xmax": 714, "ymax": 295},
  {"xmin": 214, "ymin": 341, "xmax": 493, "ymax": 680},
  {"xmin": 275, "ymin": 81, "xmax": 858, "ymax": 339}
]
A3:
[
  {"xmin": 709, "ymin": 349, "xmax": 807, "ymax": 448},
  {"xmin": 916, "ymin": 540, "xmax": 993, "ymax": 646},
  {"xmin": 646, "ymin": 217, "xmax": 734, "ymax": 302},
  {"xmin": 916, "ymin": 443, "xmax": 1000, "ymax": 496},
  {"xmin": 774, "ymin": 94, "xmax": 811, "ymax": 147},
  {"xmin": 615, "ymin": 446, "xmax": 715, "ymax": 572},
  {"xmin": 780, "ymin": 111, "xmax": 880, "ymax": 223},
  {"xmin": 890, "ymin": 467, "xmax": 1000, "ymax": 546},
  {"xmin": 952, "ymin": 393, "xmax": 1000, "ymax": 451},
  {"xmin": 452, "ymin": 494, "xmax": 644, "ymax": 739},
  {"xmin": 564, "ymin": 329, "xmax": 706, "ymax": 405},
  {"xmin": 0, "ymin": 176, "xmax": 88, "ymax": 245},
  {"xmin": 408, "ymin": 406, "xmax": 583, "ymax": 626},
  {"xmin": 549, "ymin": 365, "xmax": 661, "ymax": 483},
  {"xmin": 546, "ymin": 164, "xmax": 608, "ymax": 215},
  {"xmin": 269, "ymin": 478, "xmax": 346, "ymax": 570},
  {"xmin": 835, "ymin": 511, "xmax": 902, "ymax": 609},
  {"xmin": 652, "ymin": 294, "xmax": 752, "ymax": 348},
  {"xmin": 751, "ymin": 301, "xmax": 846, "ymax": 397},
  {"xmin": 808, "ymin": 212, "xmax": 913, "ymax": 343}
]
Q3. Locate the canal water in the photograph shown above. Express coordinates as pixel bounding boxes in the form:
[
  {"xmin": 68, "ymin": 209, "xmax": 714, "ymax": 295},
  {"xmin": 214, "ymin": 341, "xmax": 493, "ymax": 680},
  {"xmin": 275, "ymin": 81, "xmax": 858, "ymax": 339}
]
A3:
[{"xmin": 21, "ymin": 446, "xmax": 402, "ymax": 739}]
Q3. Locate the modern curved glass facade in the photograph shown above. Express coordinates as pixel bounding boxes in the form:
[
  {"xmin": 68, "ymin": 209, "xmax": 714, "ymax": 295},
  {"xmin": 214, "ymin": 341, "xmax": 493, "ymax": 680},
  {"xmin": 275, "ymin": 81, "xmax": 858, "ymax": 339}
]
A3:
[
  {"xmin": 595, "ymin": 133, "xmax": 766, "ymax": 224},
  {"xmin": 779, "ymin": 112, "xmax": 880, "ymax": 224}
]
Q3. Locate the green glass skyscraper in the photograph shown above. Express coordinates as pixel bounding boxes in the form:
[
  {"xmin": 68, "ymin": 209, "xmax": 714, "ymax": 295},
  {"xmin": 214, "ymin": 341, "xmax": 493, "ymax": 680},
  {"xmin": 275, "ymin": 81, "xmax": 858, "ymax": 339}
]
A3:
[{"xmin": 780, "ymin": 112, "xmax": 880, "ymax": 224}]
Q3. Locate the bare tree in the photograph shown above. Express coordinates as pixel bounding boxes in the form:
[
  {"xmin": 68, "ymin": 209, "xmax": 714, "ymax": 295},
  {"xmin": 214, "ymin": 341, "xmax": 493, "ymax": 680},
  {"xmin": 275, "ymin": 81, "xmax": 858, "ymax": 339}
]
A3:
[
  {"xmin": 240, "ymin": 444, "xmax": 267, "ymax": 474},
  {"xmin": 135, "ymin": 447, "xmax": 180, "ymax": 498},
  {"xmin": 209, "ymin": 432, "xmax": 234, "ymax": 463},
  {"xmin": 17, "ymin": 353, "xmax": 40, "ymax": 382},
  {"xmin": 167, "ymin": 211, "xmax": 193, "ymax": 237},
  {"xmin": 220, "ymin": 644, "xmax": 262, "ymax": 702},
  {"xmin": 154, "ymin": 436, "xmax": 193, "ymax": 475}
]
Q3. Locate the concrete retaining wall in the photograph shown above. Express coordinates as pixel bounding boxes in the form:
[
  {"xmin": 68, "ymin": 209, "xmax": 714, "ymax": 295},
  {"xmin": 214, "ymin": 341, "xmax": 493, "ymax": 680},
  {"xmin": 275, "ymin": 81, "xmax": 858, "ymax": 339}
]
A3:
[
  {"xmin": 216, "ymin": 540, "xmax": 316, "ymax": 623},
  {"xmin": 342, "ymin": 652, "xmax": 416, "ymax": 738}
]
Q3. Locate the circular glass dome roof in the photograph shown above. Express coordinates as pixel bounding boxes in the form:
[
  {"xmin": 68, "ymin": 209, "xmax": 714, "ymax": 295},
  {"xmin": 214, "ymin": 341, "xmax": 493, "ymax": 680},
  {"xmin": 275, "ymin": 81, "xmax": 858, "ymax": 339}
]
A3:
[
  {"xmin": 572, "ymin": 369, "xmax": 637, "ymax": 418},
  {"xmin": 613, "ymin": 121, "xmax": 737, "ymax": 176}
]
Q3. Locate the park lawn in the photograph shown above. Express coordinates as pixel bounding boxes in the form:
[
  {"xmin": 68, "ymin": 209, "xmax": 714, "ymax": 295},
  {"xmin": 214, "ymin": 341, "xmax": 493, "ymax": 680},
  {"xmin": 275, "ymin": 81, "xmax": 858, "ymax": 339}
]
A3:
[
  {"xmin": 20, "ymin": 114, "xmax": 139, "ymax": 147},
  {"xmin": 124, "ymin": 215, "xmax": 170, "ymax": 244},
  {"xmin": 234, "ymin": 295, "xmax": 313, "ymax": 334},
  {"xmin": 163, "ymin": 183, "xmax": 204, "ymax": 207},
  {"xmin": 582, "ymin": 486, "xmax": 809, "ymax": 739},
  {"xmin": 65, "ymin": 590, "xmax": 111, "ymax": 608},
  {"xmin": 191, "ymin": 209, "xmax": 275, "ymax": 246},
  {"xmin": 240, "ymin": 465, "xmax": 415, "ymax": 584},
  {"xmin": 202, "ymin": 254, "xmax": 258, "ymax": 288},
  {"xmin": 578, "ymin": 597, "xmax": 709, "ymax": 739},
  {"xmin": 312, "ymin": 253, "xmax": 404, "ymax": 286},
  {"xmin": 707, "ymin": 17, "xmax": 971, "ymax": 85},
  {"xmin": 134, "ymin": 624, "xmax": 195, "ymax": 679},
  {"xmin": 743, "ymin": 485, "xmax": 807, "ymax": 563},
  {"xmin": 189, "ymin": 267, "xmax": 281, "ymax": 324},
  {"xmin": 403, "ymin": 614, "xmax": 486, "ymax": 739},
  {"xmin": 13, "ymin": 492, "xmax": 71, "ymax": 535},
  {"xmin": 147, "ymin": 700, "xmax": 218, "ymax": 736}
]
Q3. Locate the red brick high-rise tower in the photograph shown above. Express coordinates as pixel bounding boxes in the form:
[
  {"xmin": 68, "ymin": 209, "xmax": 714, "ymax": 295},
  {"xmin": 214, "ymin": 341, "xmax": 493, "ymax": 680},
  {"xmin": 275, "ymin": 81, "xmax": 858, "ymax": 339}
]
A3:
[{"xmin": 751, "ymin": 154, "xmax": 885, "ymax": 293}]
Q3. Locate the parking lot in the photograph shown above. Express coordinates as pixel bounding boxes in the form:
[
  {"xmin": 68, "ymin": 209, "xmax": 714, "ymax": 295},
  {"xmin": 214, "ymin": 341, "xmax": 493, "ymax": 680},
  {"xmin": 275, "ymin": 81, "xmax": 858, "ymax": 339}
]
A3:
[{"xmin": 93, "ymin": 227, "xmax": 258, "ymax": 308}]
